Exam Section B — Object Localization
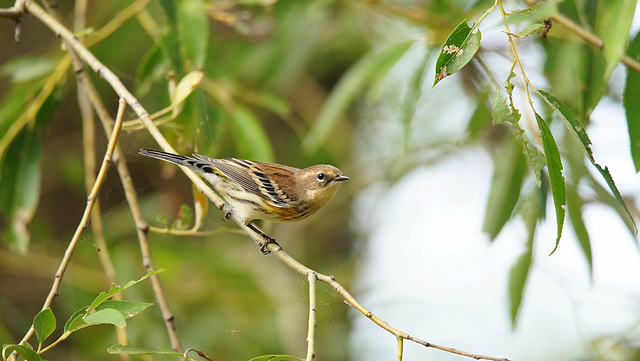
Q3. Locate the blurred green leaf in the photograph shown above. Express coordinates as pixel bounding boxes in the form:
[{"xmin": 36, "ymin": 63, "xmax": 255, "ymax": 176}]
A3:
[
  {"xmin": 2, "ymin": 343, "xmax": 42, "ymax": 361},
  {"xmin": 624, "ymin": 30, "xmax": 640, "ymax": 171},
  {"xmin": 154, "ymin": 0, "xmax": 183, "ymax": 74},
  {"xmin": 33, "ymin": 308, "xmax": 56, "ymax": 349},
  {"xmin": 482, "ymin": 136, "xmax": 527, "ymax": 240},
  {"xmin": 433, "ymin": 19, "xmax": 481, "ymax": 85},
  {"xmin": 538, "ymin": 90, "xmax": 636, "ymax": 234},
  {"xmin": 492, "ymin": 87, "xmax": 544, "ymax": 186},
  {"xmin": 506, "ymin": 3, "xmax": 557, "ymax": 24},
  {"xmin": 0, "ymin": 56, "xmax": 57, "ymax": 83},
  {"xmin": 303, "ymin": 41, "xmax": 413, "ymax": 153},
  {"xmin": 107, "ymin": 344, "xmax": 184, "ymax": 356},
  {"xmin": 228, "ymin": 105, "xmax": 275, "ymax": 162},
  {"xmin": 595, "ymin": 0, "xmax": 636, "ymax": 82},
  {"xmin": 178, "ymin": 0, "xmax": 208, "ymax": 69},
  {"xmin": 508, "ymin": 231, "xmax": 532, "ymax": 327},
  {"xmin": 535, "ymin": 112, "xmax": 565, "ymax": 254},
  {"xmin": 0, "ymin": 127, "xmax": 42, "ymax": 254},
  {"xmin": 566, "ymin": 184, "xmax": 592, "ymax": 276},
  {"xmin": 83, "ymin": 309, "xmax": 127, "ymax": 328}
]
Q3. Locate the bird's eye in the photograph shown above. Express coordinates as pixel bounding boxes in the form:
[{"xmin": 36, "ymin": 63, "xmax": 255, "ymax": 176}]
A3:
[{"xmin": 316, "ymin": 172, "xmax": 325, "ymax": 181}]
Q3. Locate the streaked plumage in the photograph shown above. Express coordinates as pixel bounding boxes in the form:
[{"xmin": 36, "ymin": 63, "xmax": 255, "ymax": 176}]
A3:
[{"xmin": 139, "ymin": 148, "xmax": 349, "ymax": 253}]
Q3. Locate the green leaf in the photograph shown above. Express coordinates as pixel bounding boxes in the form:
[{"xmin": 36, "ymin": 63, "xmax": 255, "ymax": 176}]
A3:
[
  {"xmin": 535, "ymin": 113, "xmax": 565, "ymax": 255},
  {"xmin": 491, "ymin": 87, "xmax": 517, "ymax": 125},
  {"xmin": 178, "ymin": 0, "xmax": 208, "ymax": 68},
  {"xmin": 2, "ymin": 343, "xmax": 42, "ymax": 361},
  {"xmin": 491, "ymin": 87, "xmax": 545, "ymax": 185},
  {"xmin": 506, "ymin": 3, "xmax": 557, "ymax": 24},
  {"xmin": 509, "ymin": 231, "xmax": 533, "ymax": 327},
  {"xmin": 155, "ymin": 0, "xmax": 183, "ymax": 74},
  {"xmin": 107, "ymin": 344, "xmax": 184, "ymax": 356},
  {"xmin": 64, "ymin": 308, "xmax": 90, "ymax": 333},
  {"xmin": 624, "ymin": 30, "xmax": 640, "ymax": 172},
  {"xmin": 538, "ymin": 90, "xmax": 636, "ymax": 233},
  {"xmin": 595, "ymin": 0, "xmax": 636, "ymax": 82},
  {"xmin": 303, "ymin": 41, "xmax": 413, "ymax": 153},
  {"xmin": 482, "ymin": 136, "xmax": 527, "ymax": 240},
  {"xmin": 433, "ymin": 19, "xmax": 481, "ymax": 85},
  {"xmin": 33, "ymin": 309, "xmax": 56, "ymax": 349},
  {"xmin": 228, "ymin": 105, "xmax": 275, "ymax": 162},
  {"xmin": 97, "ymin": 300, "xmax": 153, "ymax": 319},
  {"xmin": 83, "ymin": 309, "xmax": 127, "ymax": 328},
  {"xmin": 0, "ymin": 127, "xmax": 42, "ymax": 254},
  {"xmin": 86, "ymin": 269, "xmax": 164, "ymax": 313},
  {"xmin": 514, "ymin": 23, "xmax": 544, "ymax": 38},
  {"xmin": 0, "ymin": 56, "xmax": 57, "ymax": 83},
  {"xmin": 566, "ymin": 184, "xmax": 592, "ymax": 276}
]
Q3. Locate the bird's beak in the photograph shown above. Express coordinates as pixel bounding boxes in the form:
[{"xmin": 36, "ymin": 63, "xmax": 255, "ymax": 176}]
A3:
[{"xmin": 334, "ymin": 175, "xmax": 350, "ymax": 182}]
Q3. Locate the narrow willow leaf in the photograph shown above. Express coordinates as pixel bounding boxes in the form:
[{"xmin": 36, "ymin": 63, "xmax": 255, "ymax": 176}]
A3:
[
  {"xmin": 506, "ymin": 3, "xmax": 557, "ymax": 24},
  {"xmin": 492, "ymin": 88, "xmax": 544, "ymax": 186},
  {"xmin": 2, "ymin": 344, "xmax": 42, "ymax": 361},
  {"xmin": 624, "ymin": 30, "xmax": 640, "ymax": 171},
  {"xmin": 595, "ymin": 0, "xmax": 636, "ymax": 82},
  {"xmin": 178, "ymin": 0, "xmax": 208, "ymax": 68},
  {"xmin": 83, "ymin": 309, "xmax": 127, "ymax": 328},
  {"xmin": 303, "ymin": 41, "xmax": 413, "ymax": 152},
  {"xmin": 535, "ymin": 113, "xmax": 565, "ymax": 254},
  {"xmin": 482, "ymin": 136, "xmax": 527, "ymax": 240},
  {"xmin": 0, "ymin": 128, "xmax": 42, "ymax": 254},
  {"xmin": 107, "ymin": 344, "xmax": 185, "ymax": 356},
  {"xmin": 566, "ymin": 184, "xmax": 593, "ymax": 276},
  {"xmin": 156, "ymin": 0, "xmax": 183, "ymax": 74},
  {"xmin": 0, "ymin": 56, "xmax": 57, "ymax": 83},
  {"xmin": 539, "ymin": 90, "xmax": 636, "ymax": 233},
  {"xmin": 228, "ymin": 105, "xmax": 275, "ymax": 162},
  {"xmin": 509, "ymin": 233, "xmax": 532, "ymax": 327},
  {"xmin": 33, "ymin": 309, "xmax": 56, "ymax": 348},
  {"xmin": 192, "ymin": 184, "xmax": 208, "ymax": 230},
  {"xmin": 433, "ymin": 19, "xmax": 481, "ymax": 85}
]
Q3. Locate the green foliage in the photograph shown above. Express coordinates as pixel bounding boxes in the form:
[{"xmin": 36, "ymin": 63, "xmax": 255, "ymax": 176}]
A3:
[
  {"xmin": 624, "ymin": 30, "xmax": 640, "ymax": 171},
  {"xmin": 433, "ymin": 19, "xmax": 481, "ymax": 85},
  {"xmin": 1, "ymin": 0, "xmax": 639, "ymax": 359}
]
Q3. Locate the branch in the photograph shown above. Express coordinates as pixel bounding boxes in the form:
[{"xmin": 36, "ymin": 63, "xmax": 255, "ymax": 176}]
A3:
[
  {"xmin": 0, "ymin": 0, "xmax": 26, "ymax": 42},
  {"xmin": 523, "ymin": 0, "xmax": 640, "ymax": 73}
]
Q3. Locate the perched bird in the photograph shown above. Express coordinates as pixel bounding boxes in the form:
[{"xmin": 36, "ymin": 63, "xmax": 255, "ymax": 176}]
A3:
[{"xmin": 139, "ymin": 148, "xmax": 349, "ymax": 254}]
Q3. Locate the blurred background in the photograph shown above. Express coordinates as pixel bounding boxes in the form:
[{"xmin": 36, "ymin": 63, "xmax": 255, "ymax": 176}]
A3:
[{"xmin": 0, "ymin": 0, "xmax": 639, "ymax": 360}]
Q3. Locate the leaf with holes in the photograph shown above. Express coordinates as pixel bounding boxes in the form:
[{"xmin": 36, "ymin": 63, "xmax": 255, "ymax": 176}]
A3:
[{"xmin": 433, "ymin": 19, "xmax": 481, "ymax": 85}]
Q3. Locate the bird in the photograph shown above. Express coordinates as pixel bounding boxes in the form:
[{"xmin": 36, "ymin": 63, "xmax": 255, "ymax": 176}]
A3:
[{"xmin": 138, "ymin": 148, "xmax": 349, "ymax": 254}]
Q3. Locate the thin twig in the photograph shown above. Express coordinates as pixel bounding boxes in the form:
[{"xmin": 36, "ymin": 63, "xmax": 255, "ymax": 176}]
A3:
[
  {"xmin": 265, "ymin": 243, "xmax": 509, "ymax": 361},
  {"xmin": 305, "ymin": 271, "xmax": 317, "ymax": 361},
  {"xmin": 522, "ymin": 0, "xmax": 640, "ymax": 74}
]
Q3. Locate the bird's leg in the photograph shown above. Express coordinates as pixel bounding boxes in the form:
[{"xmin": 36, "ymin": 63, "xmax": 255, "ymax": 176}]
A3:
[
  {"xmin": 245, "ymin": 223, "xmax": 279, "ymax": 255},
  {"xmin": 218, "ymin": 202, "xmax": 232, "ymax": 221}
]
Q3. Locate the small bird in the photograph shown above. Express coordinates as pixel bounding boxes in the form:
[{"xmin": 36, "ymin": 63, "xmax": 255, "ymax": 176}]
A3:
[{"xmin": 139, "ymin": 148, "xmax": 349, "ymax": 254}]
